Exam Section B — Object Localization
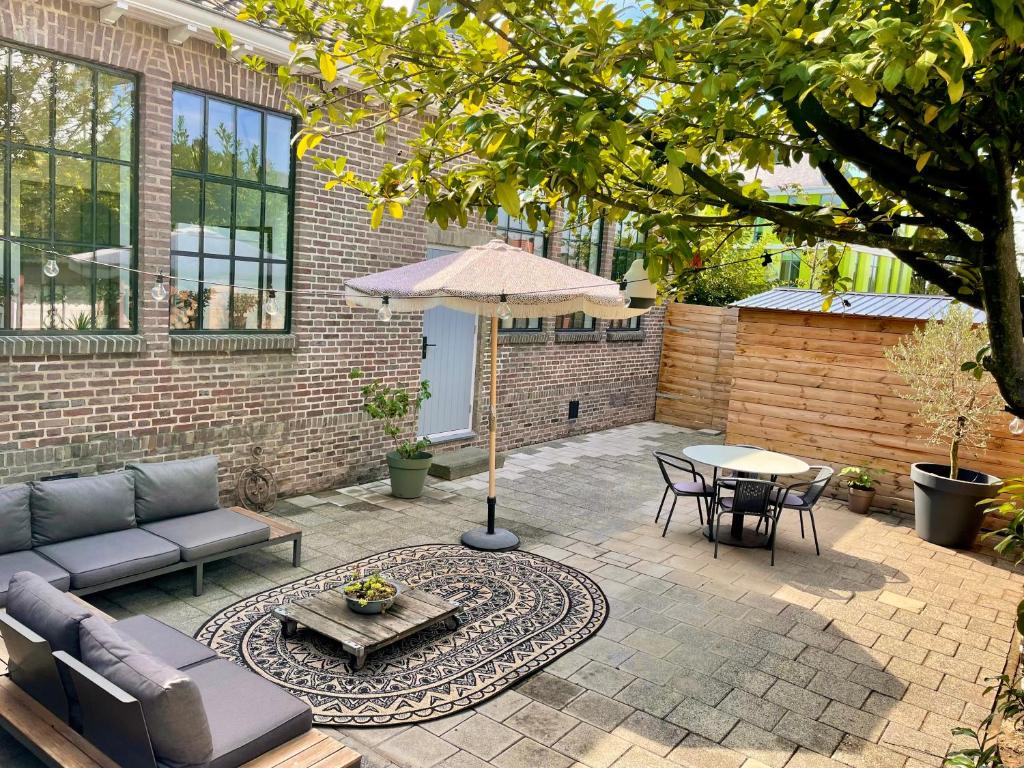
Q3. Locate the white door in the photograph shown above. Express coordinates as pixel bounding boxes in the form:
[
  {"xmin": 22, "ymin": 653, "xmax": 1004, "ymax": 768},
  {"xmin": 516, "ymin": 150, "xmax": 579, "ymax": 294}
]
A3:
[{"xmin": 419, "ymin": 247, "xmax": 477, "ymax": 439}]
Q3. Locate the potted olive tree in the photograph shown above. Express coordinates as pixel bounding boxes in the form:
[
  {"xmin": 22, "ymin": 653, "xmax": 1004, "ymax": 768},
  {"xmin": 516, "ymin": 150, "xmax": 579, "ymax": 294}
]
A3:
[
  {"xmin": 885, "ymin": 305, "xmax": 1003, "ymax": 548},
  {"xmin": 839, "ymin": 466, "xmax": 879, "ymax": 514},
  {"xmin": 350, "ymin": 369, "xmax": 433, "ymax": 499}
]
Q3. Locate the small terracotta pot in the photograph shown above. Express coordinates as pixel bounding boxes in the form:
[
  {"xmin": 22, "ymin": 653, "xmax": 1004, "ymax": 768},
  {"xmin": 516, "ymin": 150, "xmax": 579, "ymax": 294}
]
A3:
[{"xmin": 848, "ymin": 486, "xmax": 875, "ymax": 514}]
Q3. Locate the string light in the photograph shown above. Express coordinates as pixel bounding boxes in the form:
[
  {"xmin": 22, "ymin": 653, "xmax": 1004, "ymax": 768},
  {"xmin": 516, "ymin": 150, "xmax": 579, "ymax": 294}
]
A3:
[
  {"xmin": 761, "ymin": 253, "xmax": 773, "ymax": 267},
  {"xmin": 377, "ymin": 296, "xmax": 393, "ymax": 322},
  {"xmin": 263, "ymin": 289, "xmax": 279, "ymax": 316},
  {"xmin": 150, "ymin": 270, "xmax": 168, "ymax": 302},
  {"xmin": 43, "ymin": 258, "xmax": 59, "ymax": 278},
  {"xmin": 497, "ymin": 294, "xmax": 513, "ymax": 321},
  {"xmin": 1009, "ymin": 416, "xmax": 1024, "ymax": 435},
  {"xmin": 618, "ymin": 278, "xmax": 631, "ymax": 307}
]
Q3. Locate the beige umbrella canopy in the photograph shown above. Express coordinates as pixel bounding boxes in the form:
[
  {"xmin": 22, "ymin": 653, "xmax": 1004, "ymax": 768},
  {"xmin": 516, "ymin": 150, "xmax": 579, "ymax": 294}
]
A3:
[{"xmin": 346, "ymin": 238, "xmax": 653, "ymax": 551}]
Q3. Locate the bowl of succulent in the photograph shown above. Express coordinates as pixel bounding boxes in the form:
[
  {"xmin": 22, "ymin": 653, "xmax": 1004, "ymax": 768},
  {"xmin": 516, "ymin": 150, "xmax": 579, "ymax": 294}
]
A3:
[{"xmin": 341, "ymin": 572, "xmax": 403, "ymax": 614}]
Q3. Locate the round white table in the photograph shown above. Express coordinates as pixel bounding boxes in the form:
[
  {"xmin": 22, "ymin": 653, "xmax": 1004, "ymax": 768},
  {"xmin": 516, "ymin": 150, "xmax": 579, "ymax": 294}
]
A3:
[{"xmin": 682, "ymin": 445, "xmax": 810, "ymax": 547}]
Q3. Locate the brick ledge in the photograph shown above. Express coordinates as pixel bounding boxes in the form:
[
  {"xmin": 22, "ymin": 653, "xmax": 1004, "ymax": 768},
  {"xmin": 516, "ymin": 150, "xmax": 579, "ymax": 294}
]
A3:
[
  {"xmin": 170, "ymin": 333, "xmax": 298, "ymax": 353},
  {"xmin": 0, "ymin": 334, "xmax": 145, "ymax": 357},
  {"xmin": 606, "ymin": 329, "xmax": 645, "ymax": 342},
  {"xmin": 498, "ymin": 331, "xmax": 549, "ymax": 345},
  {"xmin": 553, "ymin": 330, "xmax": 601, "ymax": 343}
]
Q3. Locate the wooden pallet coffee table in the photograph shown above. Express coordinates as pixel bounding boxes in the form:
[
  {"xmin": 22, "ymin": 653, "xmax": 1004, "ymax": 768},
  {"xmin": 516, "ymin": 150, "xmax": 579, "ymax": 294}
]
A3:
[{"xmin": 272, "ymin": 587, "xmax": 461, "ymax": 670}]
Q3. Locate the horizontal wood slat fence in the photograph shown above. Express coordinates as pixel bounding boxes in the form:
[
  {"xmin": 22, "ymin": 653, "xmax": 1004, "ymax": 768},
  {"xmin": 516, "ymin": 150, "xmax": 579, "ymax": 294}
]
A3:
[{"xmin": 656, "ymin": 304, "xmax": 1024, "ymax": 517}]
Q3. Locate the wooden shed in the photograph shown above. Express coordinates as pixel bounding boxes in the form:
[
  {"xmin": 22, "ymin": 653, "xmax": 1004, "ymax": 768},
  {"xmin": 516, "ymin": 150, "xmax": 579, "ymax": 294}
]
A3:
[{"xmin": 656, "ymin": 288, "xmax": 1024, "ymax": 515}]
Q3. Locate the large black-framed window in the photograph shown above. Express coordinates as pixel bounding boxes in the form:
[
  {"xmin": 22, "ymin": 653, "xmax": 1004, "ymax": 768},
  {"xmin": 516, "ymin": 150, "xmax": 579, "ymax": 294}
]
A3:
[
  {"xmin": 555, "ymin": 208, "xmax": 602, "ymax": 331},
  {"xmin": 0, "ymin": 44, "xmax": 137, "ymax": 333},
  {"xmin": 496, "ymin": 207, "xmax": 544, "ymax": 331},
  {"xmin": 170, "ymin": 87, "xmax": 293, "ymax": 332},
  {"xmin": 610, "ymin": 218, "xmax": 643, "ymax": 330}
]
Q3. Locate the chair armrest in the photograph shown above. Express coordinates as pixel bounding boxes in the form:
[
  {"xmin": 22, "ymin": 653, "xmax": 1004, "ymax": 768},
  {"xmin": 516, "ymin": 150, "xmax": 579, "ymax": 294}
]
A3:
[
  {"xmin": 53, "ymin": 651, "xmax": 157, "ymax": 768},
  {"xmin": 0, "ymin": 612, "xmax": 68, "ymax": 722}
]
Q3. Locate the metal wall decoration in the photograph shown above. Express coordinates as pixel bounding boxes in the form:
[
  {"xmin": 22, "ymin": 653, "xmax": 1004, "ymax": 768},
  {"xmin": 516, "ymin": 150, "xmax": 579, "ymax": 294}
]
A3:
[{"xmin": 236, "ymin": 446, "xmax": 278, "ymax": 513}]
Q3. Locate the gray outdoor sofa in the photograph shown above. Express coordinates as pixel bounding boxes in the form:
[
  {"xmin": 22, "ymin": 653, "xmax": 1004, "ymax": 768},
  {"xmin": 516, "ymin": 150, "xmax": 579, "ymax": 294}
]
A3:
[
  {"xmin": 0, "ymin": 455, "xmax": 301, "ymax": 605},
  {"xmin": 0, "ymin": 571, "xmax": 360, "ymax": 768}
]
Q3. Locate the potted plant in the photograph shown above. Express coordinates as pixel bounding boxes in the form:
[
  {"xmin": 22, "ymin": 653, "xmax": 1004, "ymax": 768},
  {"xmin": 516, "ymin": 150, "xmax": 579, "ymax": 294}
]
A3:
[
  {"xmin": 839, "ymin": 466, "xmax": 878, "ymax": 514},
  {"xmin": 350, "ymin": 369, "xmax": 432, "ymax": 499},
  {"xmin": 886, "ymin": 305, "xmax": 1003, "ymax": 548},
  {"xmin": 342, "ymin": 571, "xmax": 402, "ymax": 614}
]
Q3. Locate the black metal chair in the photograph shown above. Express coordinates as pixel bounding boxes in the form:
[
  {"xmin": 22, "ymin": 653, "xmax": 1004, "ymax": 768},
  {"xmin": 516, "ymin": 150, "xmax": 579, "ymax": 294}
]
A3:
[
  {"xmin": 764, "ymin": 465, "xmax": 834, "ymax": 556},
  {"xmin": 653, "ymin": 452, "xmax": 714, "ymax": 537},
  {"xmin": 712, "ymin": 477, "xmax": 783, "ymax": 564},
  {"xmin": 718, "ymin": 444, "xmax": 768, "ymax": 490}
]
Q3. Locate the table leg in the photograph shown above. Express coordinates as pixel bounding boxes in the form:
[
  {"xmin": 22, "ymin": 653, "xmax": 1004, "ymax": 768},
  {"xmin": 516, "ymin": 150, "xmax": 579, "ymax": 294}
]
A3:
[
  {"xmin": 730, "ymin": 513, "xmax": 745, "ymax": 540},
  {"xmin": 280, "ymin": 618, "xmax": 298, "ymax": 638},
  {"xmin": 351, "ymin": 648, "xmax": 367, "ymax": 671}
]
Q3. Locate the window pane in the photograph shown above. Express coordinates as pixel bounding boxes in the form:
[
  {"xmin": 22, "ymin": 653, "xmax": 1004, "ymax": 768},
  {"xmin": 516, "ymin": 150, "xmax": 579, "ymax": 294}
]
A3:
[
  {"xmin": 171, "ymin": 176, "xmax": 201, "ymax": 253},
  {"xmin": 203, "ymin": 182, "xmax": 232, "ymax": 255},
  {"xmin": 11, "ymin": 50, "xmax": 51, "ymax": 147},
  {"xmin": 171, "ymin": 90, "xmax": 203, "ymax": 171},
  {"xmin": 54, "ymin": 60, "xmax": 93, "ymax": 154},
  {"xmin": 236, "ymin": 107, "xmax": 261, "ymax": 181},
  {"xmin": 235, "ymin": 187, "xmax": 261, "ymax": 258},
  {"xmin": 52, "ymin": 246, "xmax": 94, "ymax": 331},
  {"xmin": 13, "ymin": 245, "xmax": 45, "ymax": 330},
  {"xmin": 54, "ymin": 156, "xmax": 92, "ymax": 243},
  {"xmin": 263, "ymin": 261, "xmax": 285, "ymax": 330},
  {"xmin": 201, "ymin": 257, "xmax": 230, "ymax": 329},
  {"xmin": 170, "ymin": 254, "xmax": 200, "ymax": 330},
  {"xmin": 264, "ymin": 191, "xmax": 288, "ymax": 259},
  {"xmin": 96, "ymin": 162, "xmax": 131, "ymax": 247},
  {"xmin": 207, "ymin": 100, "xmax": 235, "ymax": 177},
  {"xmin": 95, "ymin": 247, "xmax": 131, "ymax": 329},
  {"xmin": 232, "ymin": 260, "xmax": 259, "ymax": 329},
  {"xmin": 11, "ymin": 149, "xmax": 51, "ymax": 239},
  {"xmin": 265, "ymin": 115, "xmax": 291, "ymax": 188},
  {"xmin": 96, "ymin": 74, "xmax": 134, "ymax": 161}
]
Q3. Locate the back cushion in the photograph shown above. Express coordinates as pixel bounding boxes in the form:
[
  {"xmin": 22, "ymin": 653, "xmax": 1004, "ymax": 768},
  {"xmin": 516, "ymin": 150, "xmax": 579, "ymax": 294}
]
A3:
[
  {"xmin": 30, "ymin": 472, "xmax": 136, "ymax": 546},
  {"xmin": 128, "ymin": 456, "xmax": 220, "ymax": 523},
  {"xmin": 6, "ymin": 571, "xmax": 91, "ymax": 657},
  {"xmin": 79, "ymin": 616, "xmax": 214, "ymax": 768},
  {"xmin": 0, "ymin": 484, "xmax": 31, "ymax": 554}
]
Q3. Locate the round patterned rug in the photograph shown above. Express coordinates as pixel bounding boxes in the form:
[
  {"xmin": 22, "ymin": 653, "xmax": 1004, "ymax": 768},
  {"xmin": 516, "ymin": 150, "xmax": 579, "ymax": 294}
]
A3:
[{"xmin": 195, "ymin": 544, "xmax": 608, "ymax": 726}]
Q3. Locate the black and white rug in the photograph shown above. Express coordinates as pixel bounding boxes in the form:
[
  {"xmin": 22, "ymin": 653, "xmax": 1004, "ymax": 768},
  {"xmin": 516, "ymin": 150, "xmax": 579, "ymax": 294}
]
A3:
[{"xmin": 195, "ymin": 544, "xmax": 608, "ymax": 726}]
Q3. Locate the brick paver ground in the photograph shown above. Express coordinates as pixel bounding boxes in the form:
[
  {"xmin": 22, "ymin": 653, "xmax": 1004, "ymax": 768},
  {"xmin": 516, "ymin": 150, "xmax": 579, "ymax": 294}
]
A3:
[{"xmin": 2, "ymin": 422, "xmax": 1020, "ymax": 768}]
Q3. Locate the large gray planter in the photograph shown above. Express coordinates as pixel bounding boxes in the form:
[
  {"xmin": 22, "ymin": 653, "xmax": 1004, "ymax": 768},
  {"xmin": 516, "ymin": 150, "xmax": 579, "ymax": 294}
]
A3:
[
  {"xmin": 387, "ymin": 451, "xmax": 433, "ymax": 499},
  {"xmin": 911, "ymin": 463, "xmax": 1001, "ymax": 548}
]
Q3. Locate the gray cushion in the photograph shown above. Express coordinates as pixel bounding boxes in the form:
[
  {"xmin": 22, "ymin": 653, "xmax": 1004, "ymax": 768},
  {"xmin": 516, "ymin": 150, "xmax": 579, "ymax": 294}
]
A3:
[
  {"xmin": 6, "ymin": 571, "xmax": 90, "ymax": 657},
  {"xmin": 113, "ymin": 615, "xmax": 217, "ymax": 670},
  {"xmin": 129, "ymin": 456, "xmax": 220, "ymax": 524},
  {"xmin": 141, "ymin": 508, "xmax": 270, "ymax": 561},
  {"xmin": 189, "ymin": 659, "xmax": 312, "ymax": 768},
  {"xmin": 0, "ymin": 552, "xmax": 71, "ymax": 607},
  {"xmin": 36, "ymin": 529, "xmax": 180, "ymax": 590},
  {"xmin": 79, "ymin": 616, "xmax": 214, "ymax": 768},
  {"xmin": 0, "ymin": 484, "xmax": 31, "ymax": 554},
  {"xmin": 30, "ymin": 472, "xmax": 137, "ymax": 546}
]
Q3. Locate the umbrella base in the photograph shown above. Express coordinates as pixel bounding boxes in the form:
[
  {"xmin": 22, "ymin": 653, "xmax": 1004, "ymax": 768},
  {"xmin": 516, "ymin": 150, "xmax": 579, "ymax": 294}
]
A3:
[{"xmin": 461, "ymin": 528, "xmax": 520, "ymax": 552}]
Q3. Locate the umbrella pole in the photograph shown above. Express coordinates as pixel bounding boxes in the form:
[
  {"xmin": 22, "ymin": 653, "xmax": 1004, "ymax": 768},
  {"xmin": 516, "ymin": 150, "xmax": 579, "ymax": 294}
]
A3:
[{"xmin": 460, "ymin": 316, "xmax": 520, "ymax": 552}]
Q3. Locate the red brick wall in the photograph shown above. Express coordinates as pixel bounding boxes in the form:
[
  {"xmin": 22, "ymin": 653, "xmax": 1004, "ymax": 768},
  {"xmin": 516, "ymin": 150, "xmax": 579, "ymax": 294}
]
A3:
[{"xmin": 0, "ymin": 0, "xmax": 663, "ymax": 499}]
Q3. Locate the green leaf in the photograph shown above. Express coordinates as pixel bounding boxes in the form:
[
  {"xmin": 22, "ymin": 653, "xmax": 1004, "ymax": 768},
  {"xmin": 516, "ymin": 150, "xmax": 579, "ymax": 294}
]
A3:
[
  {"xmin": 848, "ymin": 80, "xmax": 877, "ymax": 107},
  {"xmin": 370, "ymin": 204, "xmax": 384, "ymax": 228},
  {"xmin": 319, "ymin": 52, "xmax": 338, "ymax": 82},
  {"xmin": 948, "ymin": 78, "xmax": 964, "ymax": 103},
  {"xmin": 665, "ymin": 164, "xmax": 685, "ymax": 194},
  {"xmin": 495, "ymin": 181, "xmax": 520, "ymax": 216},
  {"xmin": 608, "ymin": 122, "xmax": 627, "ymax": 154},
  {"xmin": 388, "ymin": 201, "xmax": 404, "ymax": 220}
]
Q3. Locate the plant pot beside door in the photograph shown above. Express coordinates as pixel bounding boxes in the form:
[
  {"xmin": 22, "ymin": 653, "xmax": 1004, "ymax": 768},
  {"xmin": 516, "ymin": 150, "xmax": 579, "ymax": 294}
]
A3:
[
  {"xmin": 911, "ymin": 463, "xmax": 1000, "ymax": 548},
  {"xmin": 351, "ymin": 369, "xmax": 434, "ymax": 500}
]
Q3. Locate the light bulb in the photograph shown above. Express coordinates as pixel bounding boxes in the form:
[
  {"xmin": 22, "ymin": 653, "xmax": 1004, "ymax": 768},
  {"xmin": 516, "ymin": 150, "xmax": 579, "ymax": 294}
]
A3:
[
  {"xmin": 377, "ymin": 297, "xmax": 393, "ymax": 322},
  {"xmin": 623, "ymin": 294, "xmax": 631, "ymax": 308},
  {"xmin": 1010, "ymin": 416, "xmax": 1024, "ymax": 436},
  {"xmin": 263, "ymin": 290, "xmax": 279, "ymax": 316},
  {"xmin": 43, "ymin": 258, "xmax": 59, "ymax": 278},
  {"xmin": 497, "ymin": 295, "xmax": 513, "ymax": 321},
  {"xmin": 150, "ymin": 272, "xmax": 168, "ymax": 302}
]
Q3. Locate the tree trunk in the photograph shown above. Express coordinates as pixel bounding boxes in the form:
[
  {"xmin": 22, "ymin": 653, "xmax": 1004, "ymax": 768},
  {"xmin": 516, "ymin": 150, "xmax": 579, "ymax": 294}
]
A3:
[{"xmin": 979, "ymin": 153, "xmax": 1024, "ymax": 419}]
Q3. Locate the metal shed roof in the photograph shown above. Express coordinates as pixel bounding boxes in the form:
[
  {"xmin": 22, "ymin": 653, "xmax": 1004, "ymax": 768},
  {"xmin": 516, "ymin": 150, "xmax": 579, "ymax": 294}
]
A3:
[{"xmin": 731, "ymin": 287, "xmax": 986, "ymax": 322}]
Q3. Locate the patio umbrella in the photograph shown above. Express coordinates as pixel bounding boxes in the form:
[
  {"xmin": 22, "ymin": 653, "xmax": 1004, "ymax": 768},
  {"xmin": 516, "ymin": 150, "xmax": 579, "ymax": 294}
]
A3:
[{"xmin": 346, "ymin": 238, "xmax": 653, "ymax": 551}]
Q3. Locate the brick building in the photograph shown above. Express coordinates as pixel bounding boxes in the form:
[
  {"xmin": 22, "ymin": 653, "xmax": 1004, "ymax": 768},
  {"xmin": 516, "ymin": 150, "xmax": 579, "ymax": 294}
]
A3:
[{"xmin": 0, "ymin": 0, "xmax": 664, "ymax": 498}]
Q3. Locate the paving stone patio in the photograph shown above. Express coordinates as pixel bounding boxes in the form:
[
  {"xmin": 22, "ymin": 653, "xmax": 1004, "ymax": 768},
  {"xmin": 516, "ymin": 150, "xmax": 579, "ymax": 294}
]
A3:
[{"xmin": 3, "ymin": 420, "xmax": 1021, "ymax": 768}]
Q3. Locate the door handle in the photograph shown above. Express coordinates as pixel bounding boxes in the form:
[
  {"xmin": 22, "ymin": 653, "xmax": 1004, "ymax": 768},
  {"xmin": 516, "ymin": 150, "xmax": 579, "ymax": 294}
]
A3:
[{"xmin": 422, "ymin": 336, "xmax": 437, "ymax": 359}]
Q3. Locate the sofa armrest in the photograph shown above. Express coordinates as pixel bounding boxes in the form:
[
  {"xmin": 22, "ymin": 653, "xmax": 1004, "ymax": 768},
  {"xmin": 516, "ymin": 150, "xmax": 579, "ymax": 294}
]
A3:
[
  {"xmin": 52, "ymin": 651, "xmax": 157, "ymax": 768},
  {"xmin": 0, "ymin": 612, "xmax": 67, "ymax": 722}
]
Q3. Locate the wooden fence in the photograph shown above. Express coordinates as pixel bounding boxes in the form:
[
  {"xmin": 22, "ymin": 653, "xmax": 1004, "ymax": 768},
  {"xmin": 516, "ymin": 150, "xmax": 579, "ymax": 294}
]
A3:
[
  {"xmin": 656, "ymin": 304, "xmax": 1024, "ymax": 515},
  {"xmin": 655, "ymin": 304, "xmax": 737, "ymax": 431}
]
